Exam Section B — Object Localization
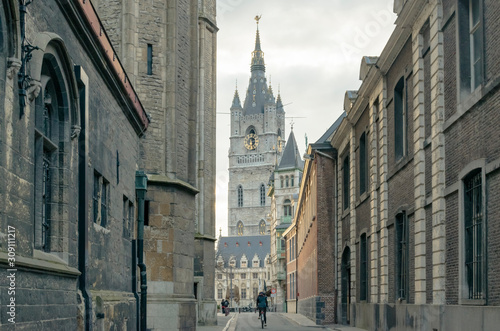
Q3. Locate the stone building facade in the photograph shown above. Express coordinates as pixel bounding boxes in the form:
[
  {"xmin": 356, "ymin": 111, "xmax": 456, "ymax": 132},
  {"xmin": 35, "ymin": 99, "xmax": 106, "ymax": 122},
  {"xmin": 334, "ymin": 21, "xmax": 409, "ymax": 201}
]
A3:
[
  {"xmin": 268, "ymin": 130, "xmax": 303, "ymax": 312},
  {"xmin": 325, "ymin": 0, "xmax": 500, "ymax": 330},
  {"xmin": 215, "ymin": 235, "xmax": 270, "ymax": 309},
  {"xmin": 0, "ymin": 0, "xmax": 148, "ymax": 329},
  {"xmin": 227, "ymin": 20, "xmax": 285, "ymax": 237},
  {"xmin": 95, "ymin": 0, "xmax": 218, "ymax": 328}
]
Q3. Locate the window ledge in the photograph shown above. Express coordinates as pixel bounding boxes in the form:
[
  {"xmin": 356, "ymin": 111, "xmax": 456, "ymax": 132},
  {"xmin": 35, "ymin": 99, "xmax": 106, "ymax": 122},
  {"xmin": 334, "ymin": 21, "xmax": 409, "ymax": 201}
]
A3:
[
  {"xmin": 445, "ymin": 74, "xmax": 500, "ymax": 132},
  {"xmin": 459, "ymin": 298, "xmax": 486, "ymax": 306},
  {"xmin": 356, "ymin": 192, "xmax": 370, "ymax": 207},
  {"xmin": 0, "ymin": 250, "xmax": 80, "ymax": 277}
]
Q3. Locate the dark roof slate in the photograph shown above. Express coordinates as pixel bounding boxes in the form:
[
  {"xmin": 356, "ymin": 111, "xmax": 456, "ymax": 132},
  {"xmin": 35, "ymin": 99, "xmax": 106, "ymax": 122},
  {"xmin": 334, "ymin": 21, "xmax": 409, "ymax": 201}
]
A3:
[
  {"xmin": 278, "ymin": 131, "xmax": 304, "ymax": 170},
  {"xmin": 216, "ymin": 235, "xmax": 270, "ymax": 268}
]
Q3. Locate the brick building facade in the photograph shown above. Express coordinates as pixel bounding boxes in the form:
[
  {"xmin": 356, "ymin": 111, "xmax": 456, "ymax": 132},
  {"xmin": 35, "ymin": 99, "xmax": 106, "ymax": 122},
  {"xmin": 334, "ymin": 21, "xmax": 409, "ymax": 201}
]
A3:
[
  {"xmin": 283, "ymin": 117, "xmax": 343, "ymax": 324},
  {"xmin": 325, "ymin": 0, "xmax": 500, "ymax": 330}
]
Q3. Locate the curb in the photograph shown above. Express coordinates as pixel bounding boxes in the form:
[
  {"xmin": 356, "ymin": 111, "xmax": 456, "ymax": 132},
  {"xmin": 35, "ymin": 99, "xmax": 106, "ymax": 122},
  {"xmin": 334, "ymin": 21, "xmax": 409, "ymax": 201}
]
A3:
[{"xmin": 223, "ymin": 313, "xmax": 238, "ymax": 331}]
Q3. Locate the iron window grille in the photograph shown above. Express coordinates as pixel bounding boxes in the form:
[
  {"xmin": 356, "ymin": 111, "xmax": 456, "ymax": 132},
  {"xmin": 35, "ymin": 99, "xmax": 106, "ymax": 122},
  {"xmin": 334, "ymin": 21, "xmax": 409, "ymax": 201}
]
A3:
[{"xmin": 464, "ymin": 169, "xmax": 483, "ymax": 299}]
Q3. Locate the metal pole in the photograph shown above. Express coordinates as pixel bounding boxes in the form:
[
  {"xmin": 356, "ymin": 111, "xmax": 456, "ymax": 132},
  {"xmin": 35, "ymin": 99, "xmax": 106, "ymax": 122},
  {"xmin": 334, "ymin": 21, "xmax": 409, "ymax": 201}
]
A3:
[{"xmin": 136, "ymin": 172, "xmax": 148, "ymax": 330}]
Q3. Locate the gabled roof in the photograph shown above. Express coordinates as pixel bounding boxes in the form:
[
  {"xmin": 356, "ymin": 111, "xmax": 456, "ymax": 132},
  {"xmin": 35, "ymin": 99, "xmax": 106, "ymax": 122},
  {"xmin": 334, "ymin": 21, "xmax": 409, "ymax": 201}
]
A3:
[
  {"xmin": 277, "ymin": 131, "xmax": 304, "ymax": 171},
  {"xmin": 216, "ymin": 235, "xmax": 270, "ymax": 268},
  {"xmin": 314, "ymin": 112, "xmax": 346, "ymax": 144}
]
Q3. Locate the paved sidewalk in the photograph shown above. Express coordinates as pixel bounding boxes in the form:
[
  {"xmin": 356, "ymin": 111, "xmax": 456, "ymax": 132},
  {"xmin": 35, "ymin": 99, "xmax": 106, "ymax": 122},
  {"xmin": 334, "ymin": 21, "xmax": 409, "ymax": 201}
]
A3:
[
  {"xmin": 197, "ymin": 313, "xmax": 236, "ymax": 331},
  {"xmin": 279, "ymin": 313, "xmax": 368, "ymax": 331}
]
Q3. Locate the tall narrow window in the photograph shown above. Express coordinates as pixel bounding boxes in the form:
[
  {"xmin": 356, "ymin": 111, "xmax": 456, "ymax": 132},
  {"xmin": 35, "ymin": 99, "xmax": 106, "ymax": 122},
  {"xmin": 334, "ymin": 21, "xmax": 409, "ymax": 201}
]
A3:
[
  {"xmin": 101, "ymin": 179, "xmax": 109, "ymax": 227},
  {"xmin": 359, "ymin": 132, "xmax": 367, "ymax": 195},
  {"xmin": 283, "ymin": 199, "xmax": 292, "ymax": 217},
  {"xmin": 41, "ymin": 150, "xmax": 51, "ymax": 251},
  {"xmin": 237, "ymin": 185, "xmax": 243, "ymax": 207},
  {"xmin": 280, "ymin": 176, "xmax": 284, "ymax": 188},
  {"xmin": 394, "ymin": 77, "xmax": 406, "ymax": 161},
  {"xmin": 469, "ymin": 0, "xmax": 483, "ymax": 89},
  {"xmin": 291, "ymin": 175, "xmax": 294, "ymax": 187},
  {"xmin": 458, "ymin": 0, "xmax": 484, "ymax": 93},
  {"xmin": 285, "ymin": 176, "xmax": 289, "ymax": 187},
  {"xmin": 259, "ymin": 220, "xmax": 266, "ymax": 235},
  {"xmin": 147, "ymin": 44, "xmax": 153, "ymax": 75},
  {"xmin": 360, "ymin": 233, "xmax": 368, "ymax": 301},
  {"xmin": 93, "ymin": 173, "xmax": 100, "ymax": 224},
  {"xmin": 464, "ymin": 169, "xmax": 483, "ymax": 299},
  {"xmin": 237, "ymin": 221, "xmax": 244, "ymax": 236},
  {"xmin": 396, "ymin": 211, "xmax": 409, "ymax": 301},
  {"xmin": 343, "ymin": 156, "xmax": 350, "ymax": 210},
  {"xmin": 260, "ymin": 184, "xmax": 266, "ymax": 206}
]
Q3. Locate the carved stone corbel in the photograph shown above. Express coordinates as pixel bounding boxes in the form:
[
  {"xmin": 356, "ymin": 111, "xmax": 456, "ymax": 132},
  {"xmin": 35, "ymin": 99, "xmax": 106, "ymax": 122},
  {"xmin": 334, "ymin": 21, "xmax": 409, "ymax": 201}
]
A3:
[
  {"xmin": 7, "ymin": 58, "xmax": 22, "ymax": 80},
  {"xmin": 71, "ymin": 125, "xmax": 81, "ymax": 140},
  {"xmin": 27, "ymin": 80, "xmax": 42, "ymax": 101}
]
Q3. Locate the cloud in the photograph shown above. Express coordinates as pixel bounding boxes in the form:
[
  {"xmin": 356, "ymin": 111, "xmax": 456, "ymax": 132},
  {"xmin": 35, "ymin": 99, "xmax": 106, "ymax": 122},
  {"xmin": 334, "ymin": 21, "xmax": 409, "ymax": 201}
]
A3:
[{"xmin": 216, "ymin": 1, "xmax": 396, "ymax": 236}]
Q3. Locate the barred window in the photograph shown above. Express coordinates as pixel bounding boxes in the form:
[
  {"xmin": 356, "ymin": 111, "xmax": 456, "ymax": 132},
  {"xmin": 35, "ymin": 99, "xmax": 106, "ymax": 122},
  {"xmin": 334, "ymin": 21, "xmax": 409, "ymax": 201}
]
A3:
[
  {"xmin": 237, "ymin": 185, "xmax": 243, "ymax": 207},
  {"xmin": 396, "ymin": 211, "xmax": 409, "ymax": 301},
  {"xmin": 360, "ymin": 233, "xmax": 368, "ymax": 301},
  {"xmin": 464, "ymin": 169, "xmax": 484, "ymax": 299},
  {"xmin": 260, "ymin": 184, "xmax": 266, "ymax": 206}
]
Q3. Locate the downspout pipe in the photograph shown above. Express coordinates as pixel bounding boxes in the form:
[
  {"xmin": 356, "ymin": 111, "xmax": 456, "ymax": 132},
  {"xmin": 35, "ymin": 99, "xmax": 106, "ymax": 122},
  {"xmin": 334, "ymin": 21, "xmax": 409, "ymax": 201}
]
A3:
[
  {"xmin": 135, "ymin": 171, "xmax": 148, "ymax": 330},
  {"xmin": 76, "ymin": 67, "xmax": 92, "ymax": 331}
]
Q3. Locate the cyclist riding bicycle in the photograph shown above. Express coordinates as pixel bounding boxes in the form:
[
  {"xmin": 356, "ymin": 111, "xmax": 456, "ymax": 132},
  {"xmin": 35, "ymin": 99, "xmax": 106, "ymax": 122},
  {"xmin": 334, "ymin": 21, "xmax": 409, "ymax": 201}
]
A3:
[{"xmin": 256, "ymin": 292, "xmax": 268, "ymax": 326}]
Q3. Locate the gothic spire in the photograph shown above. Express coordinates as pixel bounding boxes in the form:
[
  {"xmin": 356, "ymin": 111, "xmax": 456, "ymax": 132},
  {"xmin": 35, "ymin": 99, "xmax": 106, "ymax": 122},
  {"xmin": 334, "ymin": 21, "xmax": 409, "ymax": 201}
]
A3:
[
  {"xmin": 251, "ymin": 15, "xmax": 265, "ymax": 72},
  {"xmin": 276, "ymin": 86, "xmax": 283, "ymax": 112},
  {"xmin": 231, "ymin": 83, "xmax": 242, "ymax": 109}
]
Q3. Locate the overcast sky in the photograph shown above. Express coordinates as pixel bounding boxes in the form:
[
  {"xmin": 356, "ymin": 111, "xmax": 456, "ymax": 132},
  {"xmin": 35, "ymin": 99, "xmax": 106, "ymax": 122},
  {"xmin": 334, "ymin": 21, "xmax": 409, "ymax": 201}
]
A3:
[{"xmin": 215, "ymin": 0, "xmax": 397, "ymax": 236}]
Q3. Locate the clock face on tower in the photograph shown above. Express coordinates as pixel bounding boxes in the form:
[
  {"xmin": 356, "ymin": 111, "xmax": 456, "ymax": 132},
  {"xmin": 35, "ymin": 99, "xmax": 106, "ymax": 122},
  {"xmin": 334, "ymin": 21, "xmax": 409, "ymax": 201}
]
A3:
[{"xmin": 244, "ymin": 133, "xmax": 259, "ymax": 150}]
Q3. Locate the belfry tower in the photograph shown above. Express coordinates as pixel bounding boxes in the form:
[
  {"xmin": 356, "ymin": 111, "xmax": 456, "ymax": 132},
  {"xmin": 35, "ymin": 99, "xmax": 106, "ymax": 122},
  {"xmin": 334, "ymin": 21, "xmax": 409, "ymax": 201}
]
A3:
[{"xmin": 228, "ymin": 17, "xmax": 286, "ymax": 236}]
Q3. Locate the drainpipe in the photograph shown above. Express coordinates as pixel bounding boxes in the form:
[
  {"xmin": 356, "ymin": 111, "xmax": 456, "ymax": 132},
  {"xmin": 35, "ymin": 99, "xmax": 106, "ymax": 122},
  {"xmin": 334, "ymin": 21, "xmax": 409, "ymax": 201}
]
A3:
[
  {"xmin": 132, "ymin": 240, "xmax": 140, "ymax": 331},
  {"xmin": 76, "ymin": 67, "xmax": 92, "ymax": 331},
  {"xmin": 135, "ymin": 171, "xmax": 148, "ymax": 330},
  {"xmin": 333, "ymin": 157, "xmax": 338, "ymax": 324}
]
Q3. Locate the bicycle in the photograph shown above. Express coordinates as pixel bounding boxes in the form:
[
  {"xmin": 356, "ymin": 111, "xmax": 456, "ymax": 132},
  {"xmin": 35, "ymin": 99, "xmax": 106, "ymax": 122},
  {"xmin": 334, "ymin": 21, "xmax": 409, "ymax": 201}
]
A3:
[{"xmin": 258, "ymin": 307, "xmax": 266, "ymax": 328}]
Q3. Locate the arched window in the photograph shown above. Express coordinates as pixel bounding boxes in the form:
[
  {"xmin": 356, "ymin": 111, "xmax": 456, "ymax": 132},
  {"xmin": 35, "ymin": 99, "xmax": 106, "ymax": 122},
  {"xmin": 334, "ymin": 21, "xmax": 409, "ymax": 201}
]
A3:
[
  {"xmin": 260, "ymin": 184, "xmax": 266, "ymax": 206},
  {"xmin": 237, "ymin": 221, "xmax": 244, "ymax": 236},
  {"xmin": 285, "ymin": 176, "xmax": 289, "ymax": 187},
  {"xmin": 280, "ymin": 176, "xmax": 284, "ymax": 188},
  {"xmin": 33, "ymin": 40, "xmax": 79, "ymax": 255},
  {"xmin": 291, "ymin": 175, "xmax": 294, "ymax": 187},
  {"xmin": 259, "ymin": 220, "xmax": 266, "ymax": 235},
  {"xmin": 237, "ymin": 185, "xmax": 243, "ymax": 207},
  {"xmin": 283, "ymin": 199, "xmax": 292, "ymax": 217}
]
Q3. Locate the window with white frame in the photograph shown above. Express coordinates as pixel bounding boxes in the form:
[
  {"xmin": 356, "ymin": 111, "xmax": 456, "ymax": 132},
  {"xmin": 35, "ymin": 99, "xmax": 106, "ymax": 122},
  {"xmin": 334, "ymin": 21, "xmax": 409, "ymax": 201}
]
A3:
[{"xmin": 458, "ymin": 0, "xmax": 484, "ymax": 95}]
